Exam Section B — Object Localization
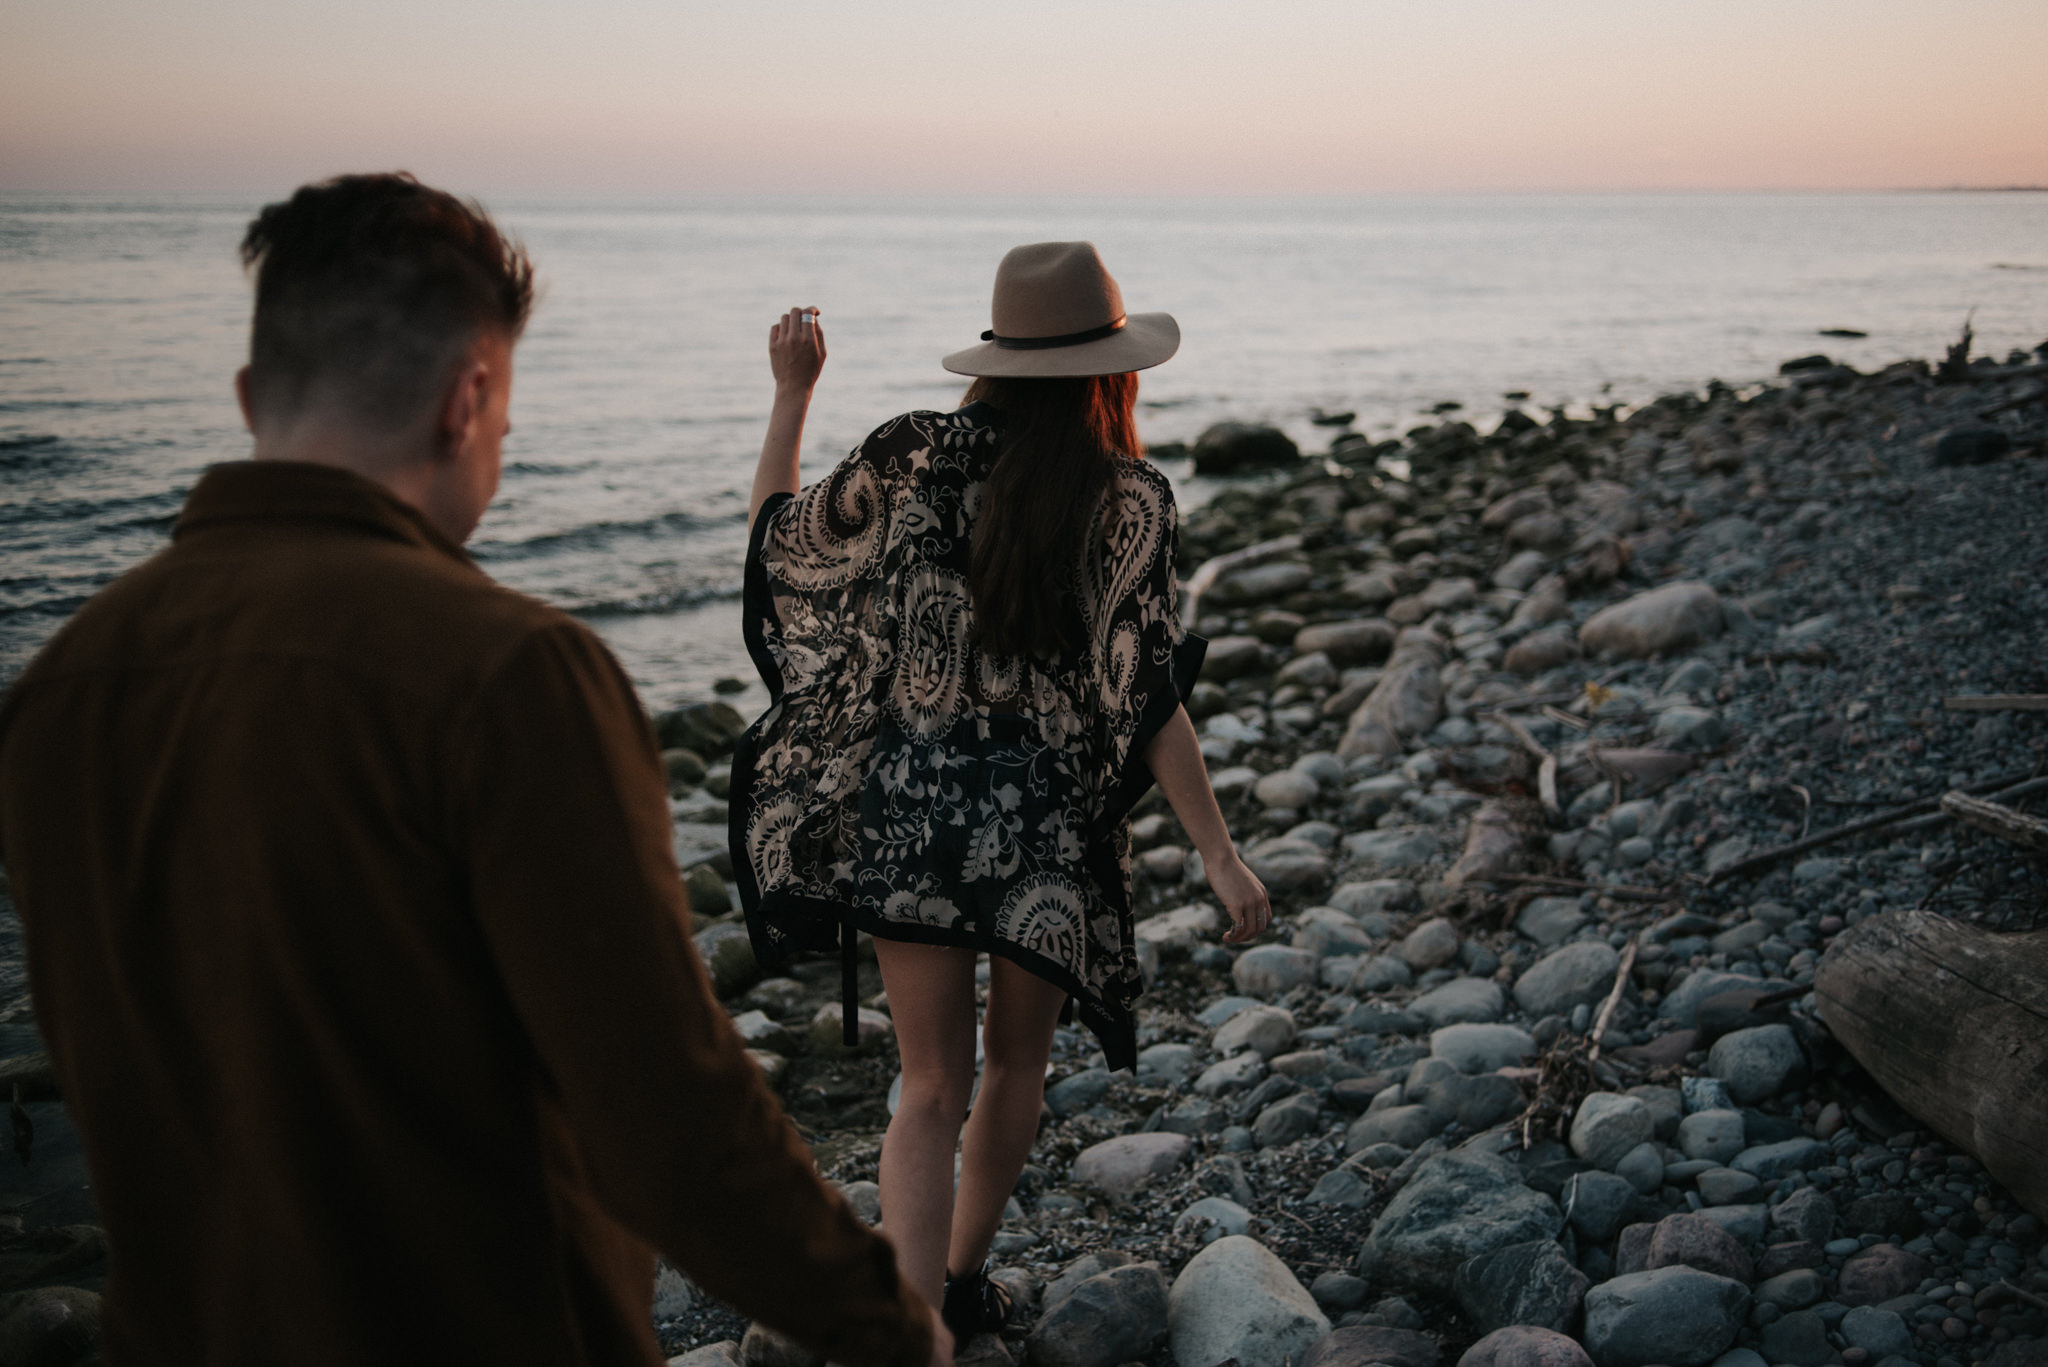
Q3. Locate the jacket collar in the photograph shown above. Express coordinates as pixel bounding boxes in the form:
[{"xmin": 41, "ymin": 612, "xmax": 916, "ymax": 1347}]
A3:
[{"xmin": 174, "ymin": 460, "xmax": 472, "ymax": 566}]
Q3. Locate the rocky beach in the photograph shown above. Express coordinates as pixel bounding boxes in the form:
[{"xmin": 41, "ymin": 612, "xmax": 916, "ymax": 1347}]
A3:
[
  {"xmin": 3, "ymin": 336, "xmax": 2045, "ymax": 1367},
  {"xmin": 655, "ymin": 336, "xmax": 2048, "ymax": 1367}
]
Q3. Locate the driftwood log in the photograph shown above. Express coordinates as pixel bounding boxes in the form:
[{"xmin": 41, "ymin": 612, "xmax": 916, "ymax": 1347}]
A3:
[
  {"xmin": 1940, "ymin": 791, "xmax": 2048, "ymax": 856},
  {"xmin": 1815, "ymin": 911, "xmax": 2048, "ymax": 1218}
]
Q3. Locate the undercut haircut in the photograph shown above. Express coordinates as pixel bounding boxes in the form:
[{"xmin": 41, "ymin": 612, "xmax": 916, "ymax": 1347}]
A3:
[{"xmin": 239, "ymin": 172, "xmax": 534, "ymax": 430}]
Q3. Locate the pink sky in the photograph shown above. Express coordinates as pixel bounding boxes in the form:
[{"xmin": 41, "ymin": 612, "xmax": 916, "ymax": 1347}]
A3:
[{"xmin": 3, "ymin": 0, "xmax": 2045, "ymax": 194}]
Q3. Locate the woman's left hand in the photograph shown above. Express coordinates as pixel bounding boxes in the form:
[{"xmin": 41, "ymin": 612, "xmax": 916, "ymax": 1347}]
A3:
[{"xmin": 768, "ymin": 306, "xmax": 826, "ymax": 395}]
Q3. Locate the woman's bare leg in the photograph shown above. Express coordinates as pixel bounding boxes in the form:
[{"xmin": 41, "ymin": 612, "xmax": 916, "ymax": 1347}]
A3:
[
  {"xmin": 873, "ymin": 938, "xmax": 979, "ymax": 1310},
  {"xmin": 947, "ymin": 955, "xmax": 1066, "ymax": 1278}
]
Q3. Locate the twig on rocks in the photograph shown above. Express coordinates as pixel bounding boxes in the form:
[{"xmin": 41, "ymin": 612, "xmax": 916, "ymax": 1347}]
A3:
[
  {"xmin": 1483, "ymin": 709, "xmax": 1552, "ymax": 762},
  {"xmin": 1482, "ymin": 710, "xmax": 1562, "ymax": 817},
  {"xmin": 1494, "ymin": 874, "xmax": 1670, "ymax": 902},
  {"xmin": 1542, "ymin": 705, "xmax": 1592, "ymax": 732},
  {"xmin": 1704, "ymin": 766, "xmax": 2047, "ymax": 885},
  {"xmin": 1892, "ymin": 777, "xmax": 2048, "ymax": 836},
  {"xmin": 1980, "ymin": 385, "xmax": 2047, "ymax": 419},
  {"xmin": 1943, "ymin": 694, "xmax": 2048, "ymax": 712},
  {"xmin": 1181, "ymin": 534, "xmax": 1303, "ymax": 623},
  {"xmin": 1484, "ymin": 689, "xmax": 1583, "ymax": 714},
  {"xmin": 2000, "ymin": 1279, "xmax": 2048, "ymax": 1315},
  {"xmin": 1586, "ymin": 938, "xmax": 1640, "ymax": 1063}
]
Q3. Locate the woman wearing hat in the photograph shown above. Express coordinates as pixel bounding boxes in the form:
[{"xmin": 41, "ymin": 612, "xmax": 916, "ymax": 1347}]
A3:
[{"xmin": 731, "ymin": 243, "xmax": 1269, "ymax": 1345}]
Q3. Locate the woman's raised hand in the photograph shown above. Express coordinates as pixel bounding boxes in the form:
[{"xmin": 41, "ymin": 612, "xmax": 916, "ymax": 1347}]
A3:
[
  {"xmin": 1206, "ymin": 849, "xmax": 1271, "ymax": 944},
  {"xmin": 768, "ymin": 306, "xmax": 826, "ymax": 395}
]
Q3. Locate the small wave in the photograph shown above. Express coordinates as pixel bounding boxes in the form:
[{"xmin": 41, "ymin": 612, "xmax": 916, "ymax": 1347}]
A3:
[
  {"xmin": 573, "ymin": 581, "xmax": 745, "ymax": 619},
  {"xmin": 504, "ymin": 459, "xmax": 600, "ymax": 477},
  {"xmin": 474, "ymin": 508, "xmax": 738, "ymax": 560},
  {"xmin": 0, "ymin": 488, "xmax": 184, "ymax": 528},
  {"xmin": 1990, "ymin": 263, "xmax": 2044, "ymax": 271},
  {"xmin": 0, "ymin": 435, "xmax": 67, "ymax": 473}
]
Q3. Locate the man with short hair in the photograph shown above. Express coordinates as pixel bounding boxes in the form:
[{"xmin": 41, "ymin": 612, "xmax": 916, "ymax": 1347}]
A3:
[{"xmin": 0, "ymin": 173, "xmax": 944, "ymax": 1367}]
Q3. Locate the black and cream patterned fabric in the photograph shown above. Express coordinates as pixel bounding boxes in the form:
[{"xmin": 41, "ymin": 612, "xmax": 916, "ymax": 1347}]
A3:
[{"xmin": 729, "ymin": 402, "xmax": 1203, "ymax": 1069}]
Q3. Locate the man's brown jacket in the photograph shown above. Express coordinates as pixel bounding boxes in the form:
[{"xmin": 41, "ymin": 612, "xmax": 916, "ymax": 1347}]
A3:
[{"xmin": 0, "ymin": 460, "xmax": 930, "ymax": 1367}]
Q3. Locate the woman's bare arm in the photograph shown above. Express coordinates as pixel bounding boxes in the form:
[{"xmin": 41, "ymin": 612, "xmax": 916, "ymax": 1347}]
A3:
[
  {"xmin": 1143, "ymin": 703, "xmax": 1271, "ymax": 942},
  {"xmin": 750, "ymin": 307, "xmax": 826, "ymax": 531}
]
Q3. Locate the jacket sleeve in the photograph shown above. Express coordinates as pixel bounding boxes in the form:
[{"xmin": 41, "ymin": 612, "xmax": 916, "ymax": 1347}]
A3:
[{"xmin": 453, "ymin": 620, "xmax": 930, "ymax": 1367}]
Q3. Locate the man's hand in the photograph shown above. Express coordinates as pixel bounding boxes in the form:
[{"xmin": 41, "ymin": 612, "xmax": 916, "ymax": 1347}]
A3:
[
  {"xmin": 768, "ymin": 306, "xmax": 826, "ymax": 395},
  {"xmin": 925, "ymin": 1301, "xmax": 955, "ymax": 1367},
  {"xmin": 1206, "ymin": 849, "xmax": 1271, "ymax": 943}
]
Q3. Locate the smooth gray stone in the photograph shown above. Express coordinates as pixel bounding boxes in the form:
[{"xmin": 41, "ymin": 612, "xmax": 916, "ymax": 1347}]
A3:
[
  {"xmin": 1730, "ymin": 1137, "xmax": 1828, "ymax": 1181},
  {"xmin": 1513, "ymin": 942, "xmax": 1621, "ymax": 1019},
  {"xmin": 1706, "ymin": 1024, "xmax": 1805, "ymax": 1104},
  {"xmin": 1168, "ymin": 1235, "xmax": 1330, "ymax": 1367},
  {"xmin": 1757, "ymin": 1309, "xmax": 1832, "ymax": 1367},
  {"xmin": 1839, "ymin": 1307, "xmax": 1914, "ymax": 1359},
  {"xmin": 1677, "ymin": 1110, "xmax": 1746, "ymax": 1164},
  {"xmin": 1307, "ymin": 1167, "xmax": 1373, "ymax": 1209},
  {"xmin": 1694, "ymin": 1168, "xmax": 1762, "ymax": 1206},
  {"xmin": 1692, "ymin": 1203, "xmax": 1767, "ymax": 1244},
  {"xmin": 1580, "ymin": 1267, "xmax": 1750, "ymax": 1367},
  {"xmin": 1411, "ymin": 977, "xmax": 1506, "ymax": 1027},
  {"xmin": 1755, "ymin": 1269, "xmax": 1825, "ymax": 1310},
  {"xmin": 1565, "ymin": 1171, "xmax": 1639, "ymax": 1243},
  {"xmin": 1570, "ymin": 1093, "xmax": 1654, "ymax": 1170}
]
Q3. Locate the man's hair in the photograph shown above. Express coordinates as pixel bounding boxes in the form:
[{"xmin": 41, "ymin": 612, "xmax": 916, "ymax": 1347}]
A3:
[{"xmin": 239, "ymin": 172, "xmax": 535, "ymax": 430}]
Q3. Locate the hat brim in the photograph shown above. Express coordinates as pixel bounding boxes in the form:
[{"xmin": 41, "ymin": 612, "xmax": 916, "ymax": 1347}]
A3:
[{"xmin": 941, "ymin": 312, "xmax": 1179, "ymax": 378}]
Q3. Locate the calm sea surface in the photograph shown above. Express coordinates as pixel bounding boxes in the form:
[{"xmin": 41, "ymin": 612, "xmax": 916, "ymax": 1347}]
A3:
[{"xmin": 4, "ymin": 191, "xmax": 2047, "ymax": 716}]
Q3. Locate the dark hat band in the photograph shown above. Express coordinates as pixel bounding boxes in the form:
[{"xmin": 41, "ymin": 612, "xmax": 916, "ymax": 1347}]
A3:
[{"xmin": 978, "ymin": 316, "xmax": 1127, "ymax": 350}]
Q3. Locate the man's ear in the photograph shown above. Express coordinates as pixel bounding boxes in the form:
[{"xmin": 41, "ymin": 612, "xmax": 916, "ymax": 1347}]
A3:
[
  {"xmin": 435, "ymin": 355, "xmax": 491, "ymax": 462},
  {"xmin": 234, "ymin": 367, "xmax": 257, "ymax": 434}
]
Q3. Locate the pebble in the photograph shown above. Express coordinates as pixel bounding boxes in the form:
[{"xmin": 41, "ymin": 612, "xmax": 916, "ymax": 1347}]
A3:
[
  {"xmin": 1571, "ymin": 1093, "xmax": 1655, "ymax": 1170},
  {"xmin": 1430, "ymin": 1023, "xmax": 1536, "ymax": 1074},
  {"xmin": 1233, "ymin": 945, "xmax": 1321, "ymax": 998},
  {"xmin": 1705, "ymin": 1024, "xmax": 1806, "ymax": 1104},
  {"xmin": 1213, "ymin": 1004, "xmax": 1299, "ymax": 1059},
  {"xmin": 1838, "ymin": 1245, "xmax": 1932, "ymax": 1307},
  {"xmin": 1645, "ymin": 1211, "xmax": 1755, "ymax": 1283},
  {"xmin": 1565, "ymin": 1170, "xmax": 1640, "ymax": 1243},
  {"xmin": 1577, "ymin": 581, "xmax": 1727, "ymax": 660},
  {"xmin": 1410, "ymin": 977, "xmax": 1506, "ymax": 1027},
  {"xmin": 1513, "ymin": 942, "xmax": 1622, "ymax": 1018},
  {"xmin": 1758, "ymin": 1309, "xmax": 1833, "ymax": 1367},
  {"xmin": 1174, "ymin": 1196, "xmax": 1254, "ymax": 1245},
  {"xmin": 1694, "ymin": 1168, "xmax": 1762, "ymax": 1206},
  {"xmin": 1072, "ymin": 1133, "xmax": 1192, "ymax": 1197},
  {"xmin": 1514, "ymin": 896, "xmax": 1587, "ymax": 947}
]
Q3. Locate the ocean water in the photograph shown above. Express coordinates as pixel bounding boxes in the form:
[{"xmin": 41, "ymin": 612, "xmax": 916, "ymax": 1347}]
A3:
[{"xmin": 3, "ymin": 191, "xmax": 2047, "ymax": 711}]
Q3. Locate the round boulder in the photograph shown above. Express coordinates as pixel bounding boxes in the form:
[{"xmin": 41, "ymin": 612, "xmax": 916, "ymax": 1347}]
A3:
[{"xmin": 1167, "ymin": 1235, "xmax": 1330, "ymax": 1367}]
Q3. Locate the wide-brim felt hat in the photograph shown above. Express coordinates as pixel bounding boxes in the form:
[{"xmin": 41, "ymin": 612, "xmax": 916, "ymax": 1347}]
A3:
[{"xmin": 942, "ymin": 241, "xmax": 1179, "ymax": 378}]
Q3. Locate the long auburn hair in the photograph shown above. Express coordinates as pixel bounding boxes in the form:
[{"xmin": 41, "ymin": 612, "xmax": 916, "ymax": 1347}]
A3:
[{"xmin": 963, "ymin": 372, "xmax": 1142, "ymax": 659}]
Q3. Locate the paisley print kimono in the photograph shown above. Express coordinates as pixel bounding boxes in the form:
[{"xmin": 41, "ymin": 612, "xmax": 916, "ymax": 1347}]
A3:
[{"xmin": 729, "ymin": 402, "xmax": 1203, "ymax": 1070}]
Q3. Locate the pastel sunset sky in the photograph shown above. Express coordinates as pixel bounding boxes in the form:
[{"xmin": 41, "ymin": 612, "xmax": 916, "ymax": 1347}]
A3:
[{"xmin": 3, "ymin": 0, "xmax": 2044, "ymax": 194}]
